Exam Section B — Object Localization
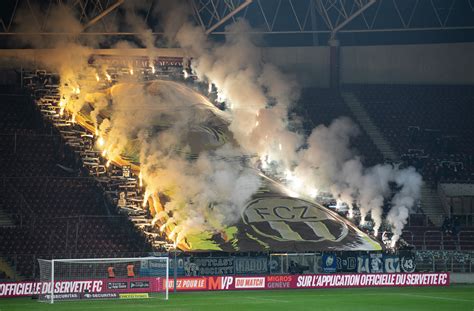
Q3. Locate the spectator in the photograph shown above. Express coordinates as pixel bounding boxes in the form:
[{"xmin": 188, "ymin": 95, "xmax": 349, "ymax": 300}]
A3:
[
  {"xmin": 442, "ymin": 217, "xmax": 452, "ymax": 235},
  {"xmin": 382, "ymin": 231, "xmax": 391, "ymax": 247},
  {"xmin": 127, "ymin": 264, "xmax": 135, "ymax": 278},
  {"xmin": 107, "ymin": 266, "xmax": 115, "ymax": 278}
]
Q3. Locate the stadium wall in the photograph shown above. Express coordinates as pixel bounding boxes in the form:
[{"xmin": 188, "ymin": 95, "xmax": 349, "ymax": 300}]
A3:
[
  {"xmin": 262, "ymin": 47, "xmax": 330, "ymax": 88},
  {"xmin": 341, "ymin": 42, "xmax": 474, "ymax": 85},
  {"xmin": 2, "ymin": 42, "xmax": 473, "ymax": 87},
  {"xmin": 262, "ymin": 42, "xmax": 474, "ymax": 87},
  {"xmin": 440, "ymin": 183, "xmax": 474, "ymax": 196}
]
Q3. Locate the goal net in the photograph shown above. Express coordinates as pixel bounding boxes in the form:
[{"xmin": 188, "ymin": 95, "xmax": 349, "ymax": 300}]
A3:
[{"xmin": 37, "ymin": 256, "xmax": 169, "ymax": 303}]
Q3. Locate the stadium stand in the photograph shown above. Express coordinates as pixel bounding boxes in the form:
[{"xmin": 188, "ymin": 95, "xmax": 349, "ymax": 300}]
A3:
[
  {"xmin": 315, "ymin": 85, "xmax": 474, "ymax": 251},
  {"xmin": 347, "ymin": 85, "xmax": 474, "ymax": 184},
  {"xmin": 0, "ymin": 91, "xmax": 152, "ymax": 279},
  {"xmin": 1, "ymin": 74, "xmax": 473, "ymax": 280},
  {"xmin": 297, "ymin": 87, "xmax": 384, "ymax": 167}
]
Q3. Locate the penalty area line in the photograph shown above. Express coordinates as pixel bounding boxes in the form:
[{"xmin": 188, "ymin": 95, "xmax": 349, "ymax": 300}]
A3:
[{"xmin": 245, "ymin": 296, "xmax": 290, "ymax": 303}]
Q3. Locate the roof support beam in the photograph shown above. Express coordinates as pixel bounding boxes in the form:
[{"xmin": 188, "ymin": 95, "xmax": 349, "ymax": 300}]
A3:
[
  {"xmin": 82, "ymin": 0, "xmax": 124, "ymax": 31},
  {"xmin": 205, "ymin": 0, "xmax": 253, "ymax": 34},
  {"xmin": 330, "ymin": 0, "xmax": 376, "ymax": 39}
]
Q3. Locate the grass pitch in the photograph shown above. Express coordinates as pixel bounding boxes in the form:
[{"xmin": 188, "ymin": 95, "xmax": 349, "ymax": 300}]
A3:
[{"xmin": 1, "ymin": 285, "xmax": 473, "ymax": 311}]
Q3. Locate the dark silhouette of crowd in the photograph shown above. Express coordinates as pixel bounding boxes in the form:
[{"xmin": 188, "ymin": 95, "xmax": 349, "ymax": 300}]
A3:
[{"xmin": 442, "ymin": 216, "xmax": 461, "ymax": 237}]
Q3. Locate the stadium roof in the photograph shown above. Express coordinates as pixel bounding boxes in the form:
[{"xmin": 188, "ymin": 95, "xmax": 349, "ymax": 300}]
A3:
[{"xmin": 1, "ymin": 0, "xmax": 474, "ymax": 48}]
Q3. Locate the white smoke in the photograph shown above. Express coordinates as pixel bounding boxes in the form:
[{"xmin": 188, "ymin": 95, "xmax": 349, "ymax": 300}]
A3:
[
  {"xmin": 98, "ymin": 82, "xmax": 261, "ymax": 243},
  {"xmin": 171, "ymin": 18, "xmax": 304, "ymax": 173},
  {"xmin": 291, "ymin": 117, "xmax": 422, "ymax": 243},
  {"xmin": 12, "ymin": 1, "xmax": 423, "ymax": 248},
  {"xmin": 157, "ymin": 2, "xmax": 424, "ymax": 246},
  {"xmin": 387, "ymin": 167, "xmax": 423, "ymax": 246}
]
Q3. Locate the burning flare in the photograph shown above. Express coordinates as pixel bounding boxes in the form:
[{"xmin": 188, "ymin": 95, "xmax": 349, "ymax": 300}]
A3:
[
  {"xmin": 97, "ymin": 136, "xmax": 105, "ymax": 148},
  {"xmin": 142, "ymin": 189, "xmax": 150, "ymax": 208}
]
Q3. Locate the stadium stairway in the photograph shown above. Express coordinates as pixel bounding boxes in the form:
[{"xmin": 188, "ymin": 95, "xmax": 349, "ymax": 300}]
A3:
[
  {"xmin": 0, "ymin": 204, "xmax": 14, "ymax": 227},
  {"xmin": 419, "ymin": 185, "xmax": 445, "ymax": 226},
  {"xmin": 341, "ymin": 91, "xmax": 445, "ymax": 225},
  {"xmin": 341, "ymin": 92, "xmax": 399, "ymax": 161},
  {"xmin": 0, "ymin": 90, "xmax": 152, "ymax": 279}
]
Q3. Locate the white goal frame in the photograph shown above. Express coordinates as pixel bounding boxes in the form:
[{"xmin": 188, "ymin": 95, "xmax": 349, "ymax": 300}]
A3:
[{"xmin": 39, "ymin": 256, "xmax": 169, "ymax": 304}]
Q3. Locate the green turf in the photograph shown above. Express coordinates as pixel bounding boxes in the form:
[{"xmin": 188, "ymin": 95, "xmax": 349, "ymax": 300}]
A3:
[{"xmin": 1, "ymin": 285, "xmax": 473, "ymax": 311}]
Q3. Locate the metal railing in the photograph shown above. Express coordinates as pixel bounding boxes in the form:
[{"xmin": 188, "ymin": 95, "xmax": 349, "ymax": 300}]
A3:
[
  {"xmin": 406, "ymin": 213, "xmax": 473, "ymax": 227},
  {"xmin": 416, "ymin": 250, "xmax": 474, "ymax": 273},
  {"xmin": 1, "ymin": 250, "xmax": 473, "ymax": 282}
]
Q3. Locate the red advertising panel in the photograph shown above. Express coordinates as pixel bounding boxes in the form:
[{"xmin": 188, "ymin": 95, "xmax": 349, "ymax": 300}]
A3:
[
  {"xmin": 292, "ymin": 273, "xmax": 450, "ymax": 288},
  {"xmin": 166, "ymin": 277, "xmax": 208, "ymax": 291},
  {"xmin": 0, "ymin": 273, "xmax": 449, "ymax": 298},
  {"xmin": 0, "ymin": 277, "xmax": 162, "ymax": 298},
  {"xmin": 163, "ymin": 273, "xmax": 449, "ymax": 292}
]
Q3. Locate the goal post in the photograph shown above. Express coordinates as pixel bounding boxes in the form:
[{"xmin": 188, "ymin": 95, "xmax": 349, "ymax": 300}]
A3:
[{"xmin": 37, "ymin": 256, "xmax": 169, "ymax": 303}]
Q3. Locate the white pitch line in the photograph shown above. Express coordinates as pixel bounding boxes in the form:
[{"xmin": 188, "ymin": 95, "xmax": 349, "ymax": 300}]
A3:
[
  {"xmin": 15, "ymin": 299, "xmax": 275, "ymax": 310},
  {"xmin": 398, "ymin": 293, "xmax": 474, "ymax": 303},
  {"xmin": 246, "ymin": 296, "xmax": 290, "ymax": 303}
]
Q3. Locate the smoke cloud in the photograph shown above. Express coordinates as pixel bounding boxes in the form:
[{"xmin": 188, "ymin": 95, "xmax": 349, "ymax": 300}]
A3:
[
  {"xmin": 11, "ymin": 1, "xmax": 422, "ymax": 247},
  {"xmin": 160, "ymin": 5, "xmax": 422, "ymax": 245}
]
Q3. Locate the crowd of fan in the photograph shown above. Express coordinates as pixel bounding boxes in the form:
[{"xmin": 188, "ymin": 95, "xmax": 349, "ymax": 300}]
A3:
[{"xmin": 22, "ymin": 69, "xmax": 176, "ymax": 252}]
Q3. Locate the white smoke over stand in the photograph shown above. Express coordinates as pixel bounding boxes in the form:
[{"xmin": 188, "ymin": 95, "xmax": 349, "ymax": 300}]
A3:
[
  {"xmin": 12, "ymin": 1, "xmax": 423, "ymax": 247},
  {"xmin": 161, "ymin": 4, "xmax": 423, "ymax": 246}
]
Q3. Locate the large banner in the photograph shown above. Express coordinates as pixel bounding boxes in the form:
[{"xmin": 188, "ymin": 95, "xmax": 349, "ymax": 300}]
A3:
[
  {"xmin": 336, "ymin": 253, "xmax": 357, "ymax": 272},
  {"xmin": 348, "ymin": 253, "xmax": 415, "ymax": 273},
  {"xmin": 369, "ymin": 253, "xmax": 384, "ymax": 273},
  {"xmin": 234, "ymin": 257, "xmax": 268, "ymax": 275},
  {"xmin": 88, "ymin": 55, "xmax": 183, "ymax": 68},
  {"xmin": 189, "ymin": 257, "xmax": 269, "ymax": 276},
  {"xmin": 399, "ymin": 252, "xmax": 416, "ymax": 273},
  {"xmin": 192, "ymin": 257, "xmax": 235, "ymax": 276},
  {"xmin": 321, "ymin": 254, "xmax": 337, "ymax": 273},
  {"xmin": 0, "ymin": 277, "xmax": 162, "ymax": 298},
  {"xmin": 357, "ymin": 255, "xmax": 371, "ymax": 273},
  {"xmin": 383, "ymin": 255, "xmax": 401, "ymax": 273}
]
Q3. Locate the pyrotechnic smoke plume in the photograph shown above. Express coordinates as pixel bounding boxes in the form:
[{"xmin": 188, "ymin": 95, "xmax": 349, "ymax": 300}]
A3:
[
  {"xmin": 11, "ymin": 1, "xmax": 422, "ymax": 247},
  {"xmin": 159, "ymin": 2, "xmax": 423, "ymax": 245}
]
